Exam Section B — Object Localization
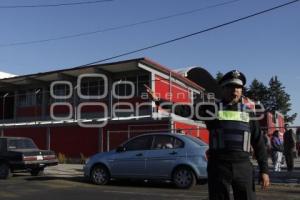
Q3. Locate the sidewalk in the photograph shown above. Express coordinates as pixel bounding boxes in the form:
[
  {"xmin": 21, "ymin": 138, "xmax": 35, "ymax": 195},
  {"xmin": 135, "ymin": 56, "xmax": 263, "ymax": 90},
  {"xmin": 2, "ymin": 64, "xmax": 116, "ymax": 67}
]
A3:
[
  {"xmin": 44, "ymin": 164, "xmax": 83, "ymax": 177},
  {"xmin": 253, "ymin": 157, "xmax": 300, "ymax": 184},
  {"xmin": 45, "ymin": 158, "xmax": 300, "ymax": 184}
]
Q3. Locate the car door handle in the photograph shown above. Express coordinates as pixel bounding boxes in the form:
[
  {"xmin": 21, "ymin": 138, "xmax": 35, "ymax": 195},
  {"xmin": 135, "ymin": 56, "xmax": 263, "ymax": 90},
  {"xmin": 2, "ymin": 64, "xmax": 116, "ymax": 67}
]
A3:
[
  {"xmin": 136, "ymin": 153, "xmax": 143, "ymax": 156},
  {"xmin": 169, "ymin": 151, "xmax": 177, "ymax": 155}
]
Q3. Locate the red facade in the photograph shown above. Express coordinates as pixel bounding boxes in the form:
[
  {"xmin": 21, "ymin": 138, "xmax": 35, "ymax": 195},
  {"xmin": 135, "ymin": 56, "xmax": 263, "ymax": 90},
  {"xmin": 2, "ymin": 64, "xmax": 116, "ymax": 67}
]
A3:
[
  {"xmin": 0, "ymin": 58, "xmax": 284, "ymax": 158},
  {"xmin": 0, "ymin": 58, "xmax": 207, "ymax": 157},
  {"xmin": 3, "ymin": 127, "xmax": 47, "ymax": 149}
]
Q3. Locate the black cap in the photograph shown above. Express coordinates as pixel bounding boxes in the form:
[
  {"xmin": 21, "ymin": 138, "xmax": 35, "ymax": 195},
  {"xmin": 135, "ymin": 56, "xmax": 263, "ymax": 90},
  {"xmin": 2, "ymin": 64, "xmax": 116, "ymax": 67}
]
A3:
[{"xmin": 219, "ymin": 70, "xmax": 246, "ymax": 87}]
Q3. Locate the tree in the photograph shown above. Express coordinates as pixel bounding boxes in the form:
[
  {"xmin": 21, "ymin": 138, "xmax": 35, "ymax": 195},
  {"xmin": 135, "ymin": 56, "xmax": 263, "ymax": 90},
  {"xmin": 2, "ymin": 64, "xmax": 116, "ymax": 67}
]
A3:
[
  {"xmin": 264, "ymin": 76, "xmax": 297, "ymax": 123},
  {"xmin": 215, "ymin": 72, "xmax": 224, "ymax": 83},
  {"xmin": 244, "ymin": 79, "xmax": 269, "ymax": 106},
  {"xmin": 245, "ymin": 76, "xmax": 296, "ymax": 123}
]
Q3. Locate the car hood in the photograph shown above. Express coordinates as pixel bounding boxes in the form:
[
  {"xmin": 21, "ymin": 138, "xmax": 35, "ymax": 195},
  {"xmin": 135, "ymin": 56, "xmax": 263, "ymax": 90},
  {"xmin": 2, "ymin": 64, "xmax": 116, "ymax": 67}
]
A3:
[{"xmin": 90, "ymin": 150, "xmax": 116, "ymax": 160}]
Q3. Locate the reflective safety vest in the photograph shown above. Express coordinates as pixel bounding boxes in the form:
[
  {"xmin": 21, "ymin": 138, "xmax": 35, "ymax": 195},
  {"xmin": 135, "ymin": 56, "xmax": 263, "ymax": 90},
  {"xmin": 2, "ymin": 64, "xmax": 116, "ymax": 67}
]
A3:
[{"xmin": 209, "ymin": 109, "xmax": 251, "ymax": 152}]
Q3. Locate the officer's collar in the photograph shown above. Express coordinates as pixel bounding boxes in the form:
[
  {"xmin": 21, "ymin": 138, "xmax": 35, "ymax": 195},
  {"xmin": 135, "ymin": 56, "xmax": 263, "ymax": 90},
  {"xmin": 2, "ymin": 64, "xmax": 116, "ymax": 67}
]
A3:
[
  {"xmin": 221, "ymin": 98, "xmax": 242, "ymax": 106},
  {"xmin": 220, "ymin": 99, "xmax": 248, "ymax": 111}
]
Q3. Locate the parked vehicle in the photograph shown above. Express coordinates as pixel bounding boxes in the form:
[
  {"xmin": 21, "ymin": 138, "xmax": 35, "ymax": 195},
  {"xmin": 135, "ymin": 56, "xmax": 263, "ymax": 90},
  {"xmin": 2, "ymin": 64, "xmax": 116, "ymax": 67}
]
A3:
[
  {"xmin": 0, "ymin": 137, "xmax": 58, "ymax": 179},
  {"xmin": 84, "ymin": 132, "xmax": 208, "ymax": 189}
]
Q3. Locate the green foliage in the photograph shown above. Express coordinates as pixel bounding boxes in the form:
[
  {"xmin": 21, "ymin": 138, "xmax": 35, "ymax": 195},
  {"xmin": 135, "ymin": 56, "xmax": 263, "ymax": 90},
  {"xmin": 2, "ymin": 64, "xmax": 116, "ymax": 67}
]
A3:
[
  {"xmin": 80, "ymin": 153, "xmax": 86, "ymax": 164},
  {"xmin": 246, "ymin": 76, "xmax": 297, "ymax": 123},
  {"xmin": 215, "ymin": 71, "xmax": 224, "ymax": 83},
  {"xmin": 244, "ymin": 79, "xmax": 269, "ymax": 105},
  {"xmin": 58, "ymin": 153, "xmax": 67, "ymax": 164},
  {"xmin": 57, "ymin": 152, "xmax": 87, "ymax": 164},
  {"xmin": 265, "ymin": 76, "xmax": 297, "ymax": 123}
]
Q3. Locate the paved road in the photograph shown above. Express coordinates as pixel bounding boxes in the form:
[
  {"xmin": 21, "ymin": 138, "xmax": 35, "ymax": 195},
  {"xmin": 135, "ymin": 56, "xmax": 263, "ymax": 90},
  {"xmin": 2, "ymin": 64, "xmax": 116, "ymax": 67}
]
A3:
[
  {"xmin": 1, "ymin": 172, "xmax": 300, "ymax": 200},
  {"xmin": 1, "ymin": 158, "xmax": 300, "ymax": 200},
  {"xmin": 0, "ymin": 176, "xmax": 207, "ymax": 200},
  {"xmin": 1, "ymin": 175, "xmax": 300, "ymax": 200}
]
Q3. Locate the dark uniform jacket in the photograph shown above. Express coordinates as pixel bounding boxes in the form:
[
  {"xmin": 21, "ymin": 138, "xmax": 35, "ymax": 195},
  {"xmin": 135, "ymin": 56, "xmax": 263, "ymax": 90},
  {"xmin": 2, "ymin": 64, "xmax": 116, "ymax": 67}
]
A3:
[
  {"xmin": 156, "ymin": 98, "xmax": 269, "ymax": 174},
  {"xmin": 202, "ymin": 100, "xmax": 269, "ymax": 174}
]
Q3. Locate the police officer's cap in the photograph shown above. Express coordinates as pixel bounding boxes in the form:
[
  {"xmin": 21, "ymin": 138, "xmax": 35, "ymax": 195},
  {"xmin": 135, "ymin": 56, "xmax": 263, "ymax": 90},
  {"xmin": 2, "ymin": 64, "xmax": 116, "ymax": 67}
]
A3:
[{"xmin": 219, "ymin": 70, "xmax": 246, "ymax": 87}]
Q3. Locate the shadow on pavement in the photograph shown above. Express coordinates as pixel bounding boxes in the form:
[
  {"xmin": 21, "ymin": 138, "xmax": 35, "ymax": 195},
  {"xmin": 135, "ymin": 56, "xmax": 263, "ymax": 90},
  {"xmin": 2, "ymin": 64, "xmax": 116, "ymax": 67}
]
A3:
[
  {"xmin": 23, "ymin": 175, "xmax": 205, "ymax": 189},
  {"xmin": 25, "ymin": 176, "xmax": 87, "ymax": 183}
]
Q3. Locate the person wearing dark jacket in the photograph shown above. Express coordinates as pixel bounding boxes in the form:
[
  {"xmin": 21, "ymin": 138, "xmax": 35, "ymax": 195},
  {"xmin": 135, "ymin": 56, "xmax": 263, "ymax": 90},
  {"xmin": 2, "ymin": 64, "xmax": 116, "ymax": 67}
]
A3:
[
  {"xmin": 203, "ymin": 70, "xmax": 269, "ymax": 200},
  {"xmin": 283, "ymin": 128, "xmax": 296, "ymax": 171},
  {"xmin": 145, "ymin": 70, "xmax": 269, "ymax": 200}
]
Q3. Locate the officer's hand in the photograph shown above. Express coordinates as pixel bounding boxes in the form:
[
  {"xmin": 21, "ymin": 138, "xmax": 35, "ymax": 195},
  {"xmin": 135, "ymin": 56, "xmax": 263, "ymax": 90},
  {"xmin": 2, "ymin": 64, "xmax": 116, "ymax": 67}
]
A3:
[{"xmin": 261, "ymin": 173, "xmax": 270, "ymax": 190}]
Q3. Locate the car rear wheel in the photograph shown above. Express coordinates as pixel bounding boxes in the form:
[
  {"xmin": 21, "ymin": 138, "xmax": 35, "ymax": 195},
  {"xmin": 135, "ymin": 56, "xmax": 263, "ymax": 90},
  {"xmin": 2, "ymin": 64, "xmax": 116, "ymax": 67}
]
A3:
[
  {"xmin": 90, "ymin": 165, "xmax": 110, "ymax": 185},
  {"xmin": 0, "ymin": 163, "xmax": 11, "ymax": 179},
  {"xmin": 172, "ymin": 167, "xmax": 196, "ymax": 189},
  {"xmin": 31, "ymin": 168, "xmax": 44, "ymax": 176}
]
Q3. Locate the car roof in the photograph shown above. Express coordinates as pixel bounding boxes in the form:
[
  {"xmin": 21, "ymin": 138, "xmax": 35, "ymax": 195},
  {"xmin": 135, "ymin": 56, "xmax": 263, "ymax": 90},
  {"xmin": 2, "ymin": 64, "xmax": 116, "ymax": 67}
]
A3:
[
  {"xmin": 121, "ymin": 132, "xmax": 208, "ymax": 148},
  {"xmin": 128, "ymin": 132, "xmax": 204, "ymax": 142},
  {"xmin": 132, "ymin": 132, "xmax": 184, "ymax": 137}
]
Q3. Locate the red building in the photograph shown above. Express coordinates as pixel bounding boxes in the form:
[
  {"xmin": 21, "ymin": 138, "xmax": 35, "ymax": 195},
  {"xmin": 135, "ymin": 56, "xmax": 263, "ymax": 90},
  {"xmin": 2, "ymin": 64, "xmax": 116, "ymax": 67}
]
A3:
[
  {"xmin": 260, "ymin": 111, "xmax": 285, "ymax": 139},
  {"xmin": 0, "ymin": 58, "xmax": 209, "ymax": 158}
]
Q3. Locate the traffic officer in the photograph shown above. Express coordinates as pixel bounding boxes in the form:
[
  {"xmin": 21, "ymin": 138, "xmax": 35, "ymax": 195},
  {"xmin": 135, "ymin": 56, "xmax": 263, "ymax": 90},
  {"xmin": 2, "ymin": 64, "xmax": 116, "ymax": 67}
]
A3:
[
  {"xmin": 205, "ymin": 70, "xmax": 270, "ymax": 200},
  {"xmin": 144, "ymin": 70, "xmax": 270, "ymax": 199}
]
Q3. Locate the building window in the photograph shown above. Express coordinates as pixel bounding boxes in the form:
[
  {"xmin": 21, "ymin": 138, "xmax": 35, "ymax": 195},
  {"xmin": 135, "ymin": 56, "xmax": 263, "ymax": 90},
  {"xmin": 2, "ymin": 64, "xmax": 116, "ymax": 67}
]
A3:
[
  {"xmin": 81, "ymin": 77, "xmax": 105, "ymax": 97},
  {"xmin": 52, "ymin": 84, "xmax": 71, "ymax": 102},
  {"xmin": 137, "ymin": 75, "xmax": 149, "ymax": 96},
  {"xmin": 18, "ymin": 91, "xmax": 28, "ymax": 107},
  {"xmin": 113, "ymin": 75, "xmax": 149, "ymax": 98},
  {"xmin": 17, "ymin": 89, "xmax": 42, "ymax": 107},
  {"xmin": 114, "ymin": 77, "xmax": 136, "ymax": 97}
]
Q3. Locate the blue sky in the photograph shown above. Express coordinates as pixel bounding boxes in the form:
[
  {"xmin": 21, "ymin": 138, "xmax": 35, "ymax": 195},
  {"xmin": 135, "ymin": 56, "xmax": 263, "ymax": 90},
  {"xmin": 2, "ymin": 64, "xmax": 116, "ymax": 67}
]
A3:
[{"xmin": 0, "ymin": 0, "xmax": 299, "ymax": 124}]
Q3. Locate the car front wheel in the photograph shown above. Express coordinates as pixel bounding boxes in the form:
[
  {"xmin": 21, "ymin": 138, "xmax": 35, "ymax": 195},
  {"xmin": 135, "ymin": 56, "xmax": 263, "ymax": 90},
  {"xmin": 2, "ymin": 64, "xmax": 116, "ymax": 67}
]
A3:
[
  {"xmin": 172, "ymin": 167, "xmax": 196, "ymax": 189},
  {"xmin": 90, "ymin": 165, "xmax": 110, "ymax": 185}
]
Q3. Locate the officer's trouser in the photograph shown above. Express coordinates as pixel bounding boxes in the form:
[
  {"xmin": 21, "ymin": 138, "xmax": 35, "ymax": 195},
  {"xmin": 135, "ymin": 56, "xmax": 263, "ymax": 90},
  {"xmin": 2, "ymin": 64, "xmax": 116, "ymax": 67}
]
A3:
[{"xmin": 207, "ymin": 159, "xmax": 255, "ymax": 200}]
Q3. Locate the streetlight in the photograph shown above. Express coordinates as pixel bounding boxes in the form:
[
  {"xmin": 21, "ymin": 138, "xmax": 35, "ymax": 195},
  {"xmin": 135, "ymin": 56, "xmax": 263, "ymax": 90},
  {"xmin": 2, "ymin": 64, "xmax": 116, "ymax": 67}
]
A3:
[{"xmin": 2, "ymin": 93, "xmax": 9, "ymax": 122}]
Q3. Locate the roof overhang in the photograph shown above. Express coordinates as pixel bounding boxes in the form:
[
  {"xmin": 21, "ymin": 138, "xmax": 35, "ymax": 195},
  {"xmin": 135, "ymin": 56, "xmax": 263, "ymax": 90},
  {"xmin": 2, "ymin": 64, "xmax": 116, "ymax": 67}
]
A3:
[
  {"xmin": 0, "ymin": 58, "xmax": 205, "ymax": 93},
  {"xmin": 0, "ymin": 59, "xmax": 141, "ymax": 91}
]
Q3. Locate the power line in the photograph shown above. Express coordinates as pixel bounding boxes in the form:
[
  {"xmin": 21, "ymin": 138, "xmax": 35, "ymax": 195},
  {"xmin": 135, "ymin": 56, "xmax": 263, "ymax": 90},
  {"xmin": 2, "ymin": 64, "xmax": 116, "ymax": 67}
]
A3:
[
  {"xmin": 0, "ymin": 0, "xmax": 112, "ymax": 9},
  {"xmin": 0, "ymin": 0, "xmax": 242, "ymax": 48},
  {"xmin": 80, "ymin": 0, "xmax": 300, "ymax": 67}
]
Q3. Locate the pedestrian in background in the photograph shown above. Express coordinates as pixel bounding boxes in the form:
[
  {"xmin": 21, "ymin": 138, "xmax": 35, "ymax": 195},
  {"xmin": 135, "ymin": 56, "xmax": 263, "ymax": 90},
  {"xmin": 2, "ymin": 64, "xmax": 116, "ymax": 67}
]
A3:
[
  {"xmin": 271, "ymin": 130, "xmax": 284, "ymax": 172},
  {"xmin": 284, "ymin": 128, "xmax": 296, "ymax": 172}
]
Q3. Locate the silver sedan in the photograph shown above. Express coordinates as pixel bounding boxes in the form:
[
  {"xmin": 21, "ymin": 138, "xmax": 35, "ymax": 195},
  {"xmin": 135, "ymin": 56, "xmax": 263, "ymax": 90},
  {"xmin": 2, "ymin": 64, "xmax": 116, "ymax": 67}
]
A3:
[{"xmin": 84, "ymin": 132, "xmax": 208, "ymax": 189}]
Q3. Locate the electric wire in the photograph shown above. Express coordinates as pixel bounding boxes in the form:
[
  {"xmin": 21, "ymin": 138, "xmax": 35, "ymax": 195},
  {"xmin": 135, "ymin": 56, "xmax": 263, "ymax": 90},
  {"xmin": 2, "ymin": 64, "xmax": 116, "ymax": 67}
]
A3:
[
  {"xmin": 80, "ymin": 0, "xmax": 300, "ymax": 67},
  {"xmin": 0, "ymin": 0, "xmax": 113, "ymax": 9},
  {"xmin": 0, "ymin": 0, "xmax": 241, "ymax": 48}
]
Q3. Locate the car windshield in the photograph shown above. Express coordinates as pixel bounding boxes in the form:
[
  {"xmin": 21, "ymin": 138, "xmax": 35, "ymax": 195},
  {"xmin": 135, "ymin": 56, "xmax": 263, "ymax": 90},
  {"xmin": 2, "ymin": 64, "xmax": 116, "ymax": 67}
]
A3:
[
  {"xmin": 8, "ymin": 139, "xmax": 38, "ymax": 150},
  {"xmin": 185, "ymin": 135, "xmax": 208, "ymax": 146}
]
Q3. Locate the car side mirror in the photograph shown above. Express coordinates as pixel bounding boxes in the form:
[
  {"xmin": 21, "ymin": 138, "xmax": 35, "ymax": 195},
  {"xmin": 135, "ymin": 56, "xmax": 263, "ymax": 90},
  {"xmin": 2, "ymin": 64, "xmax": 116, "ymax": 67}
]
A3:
[{"xmin": 116, "ymin": 146, "xmax": 126, "ymax": 152}]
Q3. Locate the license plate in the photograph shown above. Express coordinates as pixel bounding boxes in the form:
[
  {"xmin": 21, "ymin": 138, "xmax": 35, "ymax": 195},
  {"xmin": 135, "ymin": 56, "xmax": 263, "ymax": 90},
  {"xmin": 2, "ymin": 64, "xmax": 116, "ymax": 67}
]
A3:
[{"xmin": 37, "ymin": 155, "xmax": 43, "ymax": 160}]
